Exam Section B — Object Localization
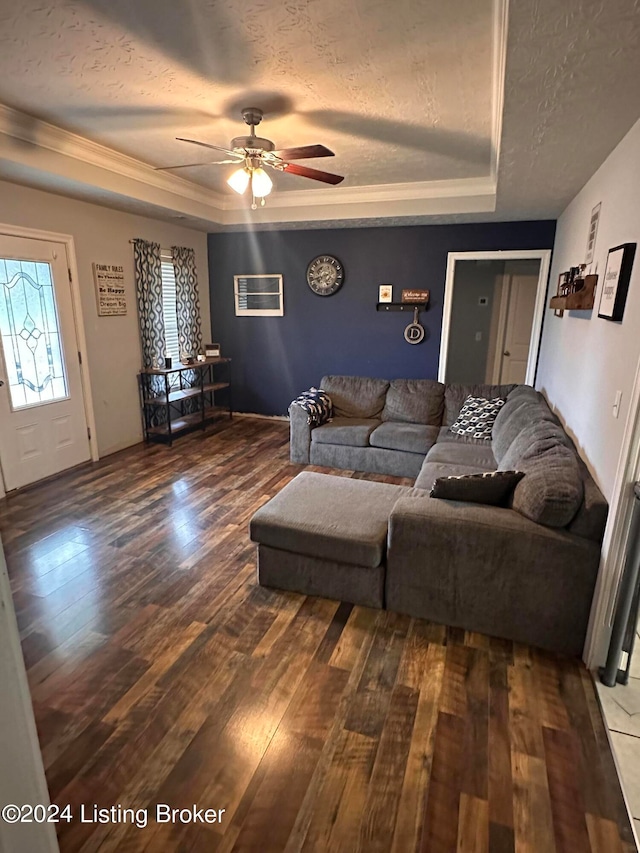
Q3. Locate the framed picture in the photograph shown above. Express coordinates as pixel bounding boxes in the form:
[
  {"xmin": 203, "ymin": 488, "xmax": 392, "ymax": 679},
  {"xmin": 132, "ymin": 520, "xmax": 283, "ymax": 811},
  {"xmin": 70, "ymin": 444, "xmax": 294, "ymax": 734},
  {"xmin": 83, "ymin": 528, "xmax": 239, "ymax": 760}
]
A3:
[
  {"xmin": 598, "ymin": 243, "xmax": 636, "ymax": 321},
  {"xmin": 378, "ymin": 284, "xmax": 393, "ymax": 302},
  {"xmin": 234, "ymin": 274, "xmax": 283, "ymax": 316},
  {"xmin": 585, "ymin": 202, "xmax": 601, "ymax": 265}
]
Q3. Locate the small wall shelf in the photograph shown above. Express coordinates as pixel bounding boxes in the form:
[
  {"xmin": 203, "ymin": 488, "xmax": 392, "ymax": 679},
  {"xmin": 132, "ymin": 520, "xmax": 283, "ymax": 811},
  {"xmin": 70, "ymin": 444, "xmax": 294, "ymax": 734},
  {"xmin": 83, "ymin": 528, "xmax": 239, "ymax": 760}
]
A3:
[
  {"xmin": 549, "ymin": 274, "xmax": 598, "ymax": 312},
  {"xmin": 376, "ymin": 302, "xmax": 429, "ymax": 312}
]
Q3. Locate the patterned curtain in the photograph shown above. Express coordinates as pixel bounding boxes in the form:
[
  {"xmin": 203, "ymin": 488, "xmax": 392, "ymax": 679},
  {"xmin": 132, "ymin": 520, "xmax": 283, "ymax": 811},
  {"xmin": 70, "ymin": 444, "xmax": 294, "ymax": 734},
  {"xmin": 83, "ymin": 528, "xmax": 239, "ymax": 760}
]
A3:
[
  {"xmin": 133, "ymin": 239, "xmax": 165, "ymax": 369},
  {"xmin": 172, "ymin": 246, "xmax": 203, "ymax": 358}
]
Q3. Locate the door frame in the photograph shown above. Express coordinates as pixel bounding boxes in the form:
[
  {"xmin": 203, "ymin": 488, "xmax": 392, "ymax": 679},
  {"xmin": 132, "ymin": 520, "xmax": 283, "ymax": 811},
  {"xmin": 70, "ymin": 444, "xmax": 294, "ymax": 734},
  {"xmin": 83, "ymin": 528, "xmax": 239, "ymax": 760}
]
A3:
[
  {"xmin": 0, "ymin": 540, "xmax": 60, "ymax": 853},
  {"xmin": 438, "ymin": 250, "xmax": 552, "ymax": 385},
  {"xmin": 584, "ymin": 351, "xmax": 640, "ymax": 667},
  {"xmin": 488, "ymin": 274, "xmax": 511, "ymax": 383},
  {"xmin": 0, "ymin": 223, "xmax": 98, "ymax": 498}
]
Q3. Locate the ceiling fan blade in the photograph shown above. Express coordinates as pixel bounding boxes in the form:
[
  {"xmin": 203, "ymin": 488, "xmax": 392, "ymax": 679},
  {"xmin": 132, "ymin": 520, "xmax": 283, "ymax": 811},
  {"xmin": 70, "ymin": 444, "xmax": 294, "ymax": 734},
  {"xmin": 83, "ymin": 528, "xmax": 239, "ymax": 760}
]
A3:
[
  {"xmin": 271, "ymin": 144, "xmax": 334, "ymax": 160},
  {"xmin": 281, "ymin": 163, "xmax": 344, "ymax": 185},
  {"xmin": 154, "ymin": 160, "xmax": 239, "ymax": 171},
  {"xmin": 176, "ymin": 137, "xmax": 243, "ymax": 158}
]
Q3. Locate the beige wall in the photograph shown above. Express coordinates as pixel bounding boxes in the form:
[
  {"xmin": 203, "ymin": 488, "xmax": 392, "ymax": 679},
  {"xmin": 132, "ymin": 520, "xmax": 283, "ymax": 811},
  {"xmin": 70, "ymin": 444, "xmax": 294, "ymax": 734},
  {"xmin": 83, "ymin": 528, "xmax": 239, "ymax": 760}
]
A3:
[{"xmin": 0, "ymin": 181, "xmax": 210, "ymax": 457}]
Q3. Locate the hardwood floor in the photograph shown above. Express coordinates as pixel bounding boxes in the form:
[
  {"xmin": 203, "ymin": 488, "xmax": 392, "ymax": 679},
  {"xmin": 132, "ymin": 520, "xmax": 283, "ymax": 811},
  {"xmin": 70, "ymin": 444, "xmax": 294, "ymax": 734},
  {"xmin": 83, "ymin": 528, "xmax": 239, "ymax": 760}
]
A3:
[{"xmin": 0, "ymin": 417, "xmax": 636, "ymax": 853}]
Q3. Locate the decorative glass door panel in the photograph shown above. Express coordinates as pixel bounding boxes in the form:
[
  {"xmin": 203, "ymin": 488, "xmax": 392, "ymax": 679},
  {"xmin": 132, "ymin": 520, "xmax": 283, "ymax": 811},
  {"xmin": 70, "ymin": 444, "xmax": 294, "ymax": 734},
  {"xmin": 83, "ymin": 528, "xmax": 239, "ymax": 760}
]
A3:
[
  {"xmin": 0, "ymin": 258, "xmax": 69, "ymax": 409},
  {"xmin": 0, "ymin": 236, "xmax": 90, "ymax": 492}
]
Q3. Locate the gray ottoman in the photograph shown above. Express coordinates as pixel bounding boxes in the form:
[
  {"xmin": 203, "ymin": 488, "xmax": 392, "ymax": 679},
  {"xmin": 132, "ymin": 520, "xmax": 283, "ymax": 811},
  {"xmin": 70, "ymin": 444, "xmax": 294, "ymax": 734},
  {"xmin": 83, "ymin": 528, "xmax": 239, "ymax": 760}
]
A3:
[{"xmin": 249, "ymin": 471, "xmax": 408, "ymax": 608}]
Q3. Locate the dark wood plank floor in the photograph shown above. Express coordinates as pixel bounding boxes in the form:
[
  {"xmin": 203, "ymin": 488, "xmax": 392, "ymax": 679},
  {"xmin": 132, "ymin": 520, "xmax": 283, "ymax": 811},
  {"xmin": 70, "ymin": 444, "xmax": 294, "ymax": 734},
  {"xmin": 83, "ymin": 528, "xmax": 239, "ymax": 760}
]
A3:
[{"xmin": 0, "ymin": 418, "xmax": 636, "ymax": 853}]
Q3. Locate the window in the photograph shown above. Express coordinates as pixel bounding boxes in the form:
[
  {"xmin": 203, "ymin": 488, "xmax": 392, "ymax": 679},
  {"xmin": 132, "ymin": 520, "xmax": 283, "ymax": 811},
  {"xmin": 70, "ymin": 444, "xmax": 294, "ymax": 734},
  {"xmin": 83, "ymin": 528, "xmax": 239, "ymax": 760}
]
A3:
[
  {"xmin": 0, "ymin": 257, "xmax": 69, "ymax": 409},
  {"xmin": 234, "ymin": 274, "xmax": 283, "ymax": 316},
  {"xmin": 160, "ymin": 251, "xmax": 180, "ymax": 361}
]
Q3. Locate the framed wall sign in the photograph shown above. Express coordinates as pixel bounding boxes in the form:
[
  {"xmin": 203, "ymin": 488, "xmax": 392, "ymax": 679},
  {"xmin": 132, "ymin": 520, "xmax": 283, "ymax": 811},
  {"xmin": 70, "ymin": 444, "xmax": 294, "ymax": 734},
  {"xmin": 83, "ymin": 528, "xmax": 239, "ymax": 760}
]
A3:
[
  {"xmin": 93, "ymin": 263, "xmax": 126, "ymax": 315},
  {"xmin": 401, "ymin": 288, "xmax": 430, "ymax": 303},
  {"xmin": 598, "ymin": 243, "xmax": 636, "ymax": 321},
  {"xmin": 585, "ymin": 202, "xmax": 601, "ymax": 265}
]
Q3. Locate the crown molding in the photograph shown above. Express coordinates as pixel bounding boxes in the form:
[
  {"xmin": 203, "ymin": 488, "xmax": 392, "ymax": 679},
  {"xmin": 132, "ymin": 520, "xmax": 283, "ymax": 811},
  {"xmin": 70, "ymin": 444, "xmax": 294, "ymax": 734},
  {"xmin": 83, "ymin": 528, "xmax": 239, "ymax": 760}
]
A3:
[
  {"xmin": 221, "ymin": 181, "xmax": 496, "ymax": 226},
  {"xmin": 0, "ymin": 104, "xmax": 226, "ymax": 210},
  {"xmin": 220, "ymin": 176, "xmax": 495, "ymax": 211},
  {"xmin": 0, "ymin": 102, "xmax": 498, "ymax": 227}
]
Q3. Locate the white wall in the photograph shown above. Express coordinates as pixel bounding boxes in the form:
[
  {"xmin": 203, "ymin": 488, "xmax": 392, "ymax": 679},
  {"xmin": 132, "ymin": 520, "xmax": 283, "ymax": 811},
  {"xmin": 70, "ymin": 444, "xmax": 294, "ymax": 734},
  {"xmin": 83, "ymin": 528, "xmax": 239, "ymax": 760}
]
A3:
[
  {"xmin": 0, "ymin": 538, "xmax": 59, "ymax": 853},
  {"xmin": 0, "ymin": 181, "xmax": 210, "ymax": 457},
  {"xmin": 536, "ymin": 117, "xmax": 640, "ymax": 501}
]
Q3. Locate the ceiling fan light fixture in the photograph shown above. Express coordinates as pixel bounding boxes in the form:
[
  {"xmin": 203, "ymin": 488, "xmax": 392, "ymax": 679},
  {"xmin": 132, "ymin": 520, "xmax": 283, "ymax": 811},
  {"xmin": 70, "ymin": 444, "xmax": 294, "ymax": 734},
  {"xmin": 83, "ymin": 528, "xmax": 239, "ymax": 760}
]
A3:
[
  {"xmin": 251, "ymin": 167, "xmax": 273, "ymax": 198},
  {"xmin": 227, "ymin": 167, "xmax": 250, "ymax": 194}
]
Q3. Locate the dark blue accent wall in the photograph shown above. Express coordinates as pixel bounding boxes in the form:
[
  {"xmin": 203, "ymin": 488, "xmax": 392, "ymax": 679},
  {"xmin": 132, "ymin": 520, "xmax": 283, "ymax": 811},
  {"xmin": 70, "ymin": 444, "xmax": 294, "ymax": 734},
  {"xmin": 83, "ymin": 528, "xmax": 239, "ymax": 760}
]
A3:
[{"xmin": 208, "ymin": 221, "xmax": 556, "ymax": 415}]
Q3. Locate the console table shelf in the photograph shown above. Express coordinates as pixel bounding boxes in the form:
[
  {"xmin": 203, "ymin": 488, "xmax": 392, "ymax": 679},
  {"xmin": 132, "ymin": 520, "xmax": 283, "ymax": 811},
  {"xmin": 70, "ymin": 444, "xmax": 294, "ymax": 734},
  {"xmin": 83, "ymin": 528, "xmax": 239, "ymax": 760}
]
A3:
[{"xmin": 138, "ymin": 358, "xmax": 231, "ymax": 445}]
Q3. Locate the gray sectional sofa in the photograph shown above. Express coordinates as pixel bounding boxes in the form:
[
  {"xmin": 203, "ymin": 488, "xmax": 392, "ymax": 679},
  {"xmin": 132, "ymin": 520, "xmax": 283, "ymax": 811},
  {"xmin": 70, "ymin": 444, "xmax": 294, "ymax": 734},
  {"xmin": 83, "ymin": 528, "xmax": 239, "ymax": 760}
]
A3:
[{"xmin": 250, "ymin": 375, "xmax": 608, "ymax": 656}]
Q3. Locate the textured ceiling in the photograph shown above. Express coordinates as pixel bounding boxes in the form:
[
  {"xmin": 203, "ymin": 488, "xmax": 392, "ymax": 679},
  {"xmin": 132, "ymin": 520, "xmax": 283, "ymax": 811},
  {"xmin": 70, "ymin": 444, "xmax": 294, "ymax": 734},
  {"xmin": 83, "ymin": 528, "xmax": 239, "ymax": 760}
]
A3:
[
  {"xmin": 0, "ymin": 0, "xmax": 639, "ymax": 228},
  {"xmin": 496, "ymin": 0, "xmax": 640, "ymax": 219},
  {"xmin": 0, "ymin": 0, "xmax": 494, "ymax": 194}
]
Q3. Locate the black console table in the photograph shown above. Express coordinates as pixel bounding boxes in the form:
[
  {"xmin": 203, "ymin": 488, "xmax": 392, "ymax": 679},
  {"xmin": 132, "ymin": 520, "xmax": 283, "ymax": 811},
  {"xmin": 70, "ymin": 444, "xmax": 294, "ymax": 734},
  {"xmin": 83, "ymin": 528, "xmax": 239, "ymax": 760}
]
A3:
[{"xmin": 138, "ymin": 358, "xmax": 231, "ymax": 445}]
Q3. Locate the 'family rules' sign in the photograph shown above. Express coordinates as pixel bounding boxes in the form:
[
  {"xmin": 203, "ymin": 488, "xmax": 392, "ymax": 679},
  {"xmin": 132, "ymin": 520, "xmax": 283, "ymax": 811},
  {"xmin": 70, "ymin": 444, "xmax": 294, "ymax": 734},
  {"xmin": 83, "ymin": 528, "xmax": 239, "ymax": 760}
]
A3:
[{"xmin": 93, "ymin": 263, "xmax": 127, "ymax": 316}]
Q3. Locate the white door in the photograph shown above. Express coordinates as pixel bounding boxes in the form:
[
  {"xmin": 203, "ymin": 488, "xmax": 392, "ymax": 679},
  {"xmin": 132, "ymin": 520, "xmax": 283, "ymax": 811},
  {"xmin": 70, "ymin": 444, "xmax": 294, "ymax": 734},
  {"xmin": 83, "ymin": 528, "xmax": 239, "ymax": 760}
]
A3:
[
  {"xmin": 499, "ymin": 270, "xmax": 539, "ymax": 384},
  {"xmin": 0, "ymin": 236, "xmax": 90, "ymax": 491}
]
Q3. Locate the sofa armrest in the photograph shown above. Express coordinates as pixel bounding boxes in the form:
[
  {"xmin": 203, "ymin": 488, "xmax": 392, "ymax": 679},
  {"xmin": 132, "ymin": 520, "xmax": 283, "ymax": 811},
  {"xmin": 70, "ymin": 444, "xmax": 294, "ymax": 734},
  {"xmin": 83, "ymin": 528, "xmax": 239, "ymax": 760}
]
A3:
[
  {"xmin": 387, "ymin": 494, "xmax": 601, "ymax": 655},
  {"xmin": 289, "ymin": 389, "xmax": 333, "ymax": 464},
  {"xmin": 289, "ymin": 403, "xmax": 313, "ymax": 464}
]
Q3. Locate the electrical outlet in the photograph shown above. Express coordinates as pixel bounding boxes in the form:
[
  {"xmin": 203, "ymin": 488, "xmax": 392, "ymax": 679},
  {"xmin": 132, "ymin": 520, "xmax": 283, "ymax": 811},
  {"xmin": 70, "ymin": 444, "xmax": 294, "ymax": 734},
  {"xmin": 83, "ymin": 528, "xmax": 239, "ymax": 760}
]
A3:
[
  {"xmin": 613, "ymin": 390, "xmax": 622, "ymax": 418},
  {"xmin": 475, "ymin": 331, "xmax": 482, "ymax": 342}
]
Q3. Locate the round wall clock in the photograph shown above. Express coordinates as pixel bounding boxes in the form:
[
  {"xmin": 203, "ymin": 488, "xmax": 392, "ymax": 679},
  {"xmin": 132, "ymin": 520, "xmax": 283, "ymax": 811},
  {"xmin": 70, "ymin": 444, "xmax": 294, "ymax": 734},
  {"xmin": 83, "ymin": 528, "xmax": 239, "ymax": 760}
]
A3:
[{"xmin": 306, "ymin": 255, "xmax": 344, "ymax": 296}]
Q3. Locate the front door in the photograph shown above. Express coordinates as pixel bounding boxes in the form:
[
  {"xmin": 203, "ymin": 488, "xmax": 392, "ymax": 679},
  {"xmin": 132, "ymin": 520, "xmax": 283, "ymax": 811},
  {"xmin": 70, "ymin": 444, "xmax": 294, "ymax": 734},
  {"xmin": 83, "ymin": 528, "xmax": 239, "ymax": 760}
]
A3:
[{"xmin": 0, "ymin": 236, "xmax": 90, "ymax": 491}]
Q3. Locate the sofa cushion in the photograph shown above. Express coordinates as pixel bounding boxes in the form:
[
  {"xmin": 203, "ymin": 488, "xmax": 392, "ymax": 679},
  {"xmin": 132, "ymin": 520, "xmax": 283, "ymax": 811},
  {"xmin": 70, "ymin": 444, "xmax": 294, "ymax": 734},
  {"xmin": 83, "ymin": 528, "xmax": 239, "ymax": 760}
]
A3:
[
  {"xmin": 506, "ymin": 385, "xmax": 541, "ymax": 403},
  {"xmin": 449, "ymin": 396, "xmax": 506, "ymax": 440},
  {"xmin": 369, "ymin": 423, "xmax": 439, "ymax": 455},
  {"xmin": 425, "ymin": 441, "xmax": 497, "ymax": 471},
  {"xmin": 510, "ymin": 444, "xmax": 584, "ymax": 528},
  {"xmin": 435, "ymin": 426, "xmax": 489, "ymax": 446},
  {"xmin": 444, "ymin": 382, "xmax": 517, "ymax": 425},
  {"xmin": 498, "ymin": 419, "xmax": 571, "ymax": 471},
  {"xmin": 311, "ymin": 418, "xmax": 380, "ymax": 448},
  {"xmin": 431, "ymin": 470, "xmax": 525, "ymax": 505},
  {"xmin": 492, "ymin": 396, "xmax": 558, "ymax": 463},
  {"xmin": 415, "ymin": 461, "xmax": 496, "ymax": 491},
  {"xmin": 249, "ymin": 472, "xmax": 408, "ymax": 567},
  {"xmin": 381, "ymin": 379, "xmax": 445, "ymax": 425},
  {"xmin": 320, "ymin": 375, "xmax": 389, "ymax": 419}
]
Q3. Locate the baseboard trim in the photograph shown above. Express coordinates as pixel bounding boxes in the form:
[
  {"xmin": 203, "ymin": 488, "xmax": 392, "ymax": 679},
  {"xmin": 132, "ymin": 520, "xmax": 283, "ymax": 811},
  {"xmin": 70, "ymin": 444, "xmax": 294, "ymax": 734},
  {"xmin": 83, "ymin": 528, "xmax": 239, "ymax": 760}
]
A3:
[{"xmin": 232, "ymin": 412, "xmax": 289, "ymax": 422}]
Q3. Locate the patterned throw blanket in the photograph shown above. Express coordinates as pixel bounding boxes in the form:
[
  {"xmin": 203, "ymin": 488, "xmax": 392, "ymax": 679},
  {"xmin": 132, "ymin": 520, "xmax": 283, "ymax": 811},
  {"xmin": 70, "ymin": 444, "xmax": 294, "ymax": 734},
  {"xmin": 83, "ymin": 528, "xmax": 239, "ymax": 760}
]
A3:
[{"xmin": 290, "ymin": 387, "xmax": 333, "ymax": 426}]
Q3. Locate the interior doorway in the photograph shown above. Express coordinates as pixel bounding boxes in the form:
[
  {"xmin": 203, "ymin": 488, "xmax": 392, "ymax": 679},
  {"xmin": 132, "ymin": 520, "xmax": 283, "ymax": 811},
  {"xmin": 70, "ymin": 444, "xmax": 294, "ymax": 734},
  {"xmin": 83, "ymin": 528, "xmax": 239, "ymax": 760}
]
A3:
[
  {"xmin": 0, "ymin": 233, "xmax": 92, "ymax": 491},
  {"xmin": 438, "ymin": 250, "xmax": 551, "ymax": 386}
]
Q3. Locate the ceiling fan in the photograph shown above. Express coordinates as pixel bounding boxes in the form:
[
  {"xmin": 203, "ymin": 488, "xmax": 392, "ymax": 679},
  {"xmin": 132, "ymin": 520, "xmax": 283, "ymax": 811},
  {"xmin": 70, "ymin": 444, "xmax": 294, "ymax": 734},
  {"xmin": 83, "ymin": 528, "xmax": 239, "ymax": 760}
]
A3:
[{"xmin": 156, "ymin": 107, "xmax": 344, "ymax": 208}]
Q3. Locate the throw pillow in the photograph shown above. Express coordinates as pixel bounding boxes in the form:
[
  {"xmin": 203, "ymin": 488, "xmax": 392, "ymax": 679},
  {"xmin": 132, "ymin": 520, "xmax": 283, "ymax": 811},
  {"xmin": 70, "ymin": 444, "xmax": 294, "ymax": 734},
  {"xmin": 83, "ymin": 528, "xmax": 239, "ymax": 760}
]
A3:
[
  {"xmin": 430, "ymin": 470, "xmax": 525, "ymax": 505},
  {"xmin": 449, "ymin": 395, "xmax": 506, "ymax": 440}
]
